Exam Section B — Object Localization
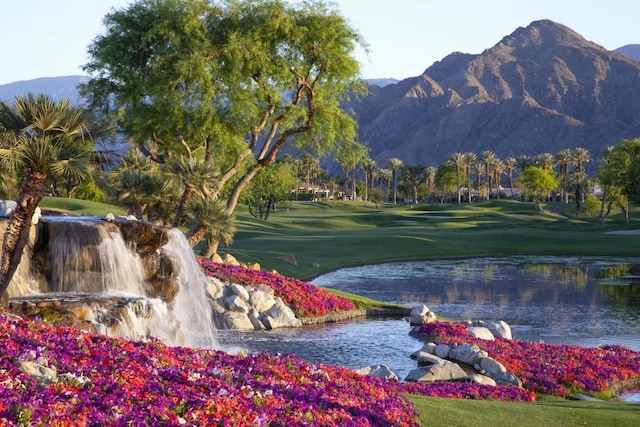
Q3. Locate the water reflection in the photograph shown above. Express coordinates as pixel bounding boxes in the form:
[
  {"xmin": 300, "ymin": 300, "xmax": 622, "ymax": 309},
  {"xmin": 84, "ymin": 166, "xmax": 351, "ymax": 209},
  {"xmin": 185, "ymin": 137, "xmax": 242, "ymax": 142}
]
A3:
[{"xmin": 312, "ymin": 256, "xmax": 640, "ymax": 351}]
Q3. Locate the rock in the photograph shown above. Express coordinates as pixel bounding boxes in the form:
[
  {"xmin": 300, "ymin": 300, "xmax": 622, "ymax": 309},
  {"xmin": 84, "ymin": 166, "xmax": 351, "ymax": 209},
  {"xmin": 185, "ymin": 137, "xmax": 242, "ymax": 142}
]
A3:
[
  {"xmin": 411, "ymin": 342, "xmax": 436, "ymax": 358},
  {"xmin": 248, "ymin": 290, "xmax": 276, "ymax": 313},
  {"xmin": 492, "ymin": 371, "xmax": 523, "ymax": 387},
  {"xmin": 225, "ymin": 295, "xmax": 249, "ymax": 313},
  {"xmin": 206, "ymin": 277, "xmax": 225, "ymax": 299},
  {"xmin": 248, "ymin": 263, "xmax": 261, "ymax": 271},
  {"xmin": 461, "ymin": 373, "xmax": 497, "ymax": 386},
  {"xmin": 247, "ymin": 309, "xmax": 267, "ymax": 330},
  {"xmin": 487, "ymin": 320, "xmax": 512, "ymax": 340},
  {"xmin": 222, "ymin": 253, "xmax": 240, "ymax": 266},
  {"xmin": 210, "ymin": 253, "xmax": 224, "ymax": 264},
  {"xmin": 355, "ymin": 364, "xmax": 399, "ymax": 381},
  {"xmin": 260, "ymin": 299, "xmax": 301, "ymax": 329},
  {"xmin": 467, "ymin": 326, "xmax": 495, "ymax": 341},
  {"xmin": 229, "ymin": 283, "xmax": 250, "ymax": 301},
  {"xmin": 18, "ymin": 361, "xmax": 57, "ymax": 385},
  {"xmin": 434, "ymin": 344, "xmax": 451, "ymax": 359},
  {"xmin": 449, "ymin": 344, "xmax": 488, "ymax": 365},
  {"xmin": 405, "ymin": 361, "xmax": 467, "ymax": 382},
  {"xmin": 415, "ymin": 352, "xmax": 445, "ymax": 366},
  {"xmin": 409, "ymin": 305, "xmax": 437, "ymax": 326},
  {"xmin": 479, "ymin": 357, "xmax": 507, "ymax": 376},
  {"xmin": 218, "ymin": 311, "xmax": 255, "ymax": 330}
]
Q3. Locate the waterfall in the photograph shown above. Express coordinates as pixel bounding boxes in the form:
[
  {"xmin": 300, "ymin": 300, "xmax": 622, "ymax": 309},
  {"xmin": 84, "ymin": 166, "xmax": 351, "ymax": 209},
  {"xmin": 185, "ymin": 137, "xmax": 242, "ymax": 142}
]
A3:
[
  {"xmin": 10, "ymin": 216, "xmax": 217, "ymax": 349},
  {"xmin": 48, "ymin": 219, "xmax": 146, "ymax": 295},
  {"xmin": 161, "ymin": 228, "xmax": 217, "ymax": 348}
]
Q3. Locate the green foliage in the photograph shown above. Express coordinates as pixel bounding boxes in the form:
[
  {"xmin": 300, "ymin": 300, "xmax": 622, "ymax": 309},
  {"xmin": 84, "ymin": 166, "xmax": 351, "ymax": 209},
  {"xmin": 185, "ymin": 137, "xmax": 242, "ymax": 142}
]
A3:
[
  {"xmin": 82, "ymin": 0, "xmax": 367, "ymax": 220},
  {"xmin": 242, "ymin": 161, "xmax": 296, "ymax": 220},
  {"xmin": 73, "ymin": 180, "xmax": 105, "ymax": 202},
  {"xmin": 581, "ymin": 194, "xmax": 600, "ymax": 216},
  {"xmin": 517, "ymin": 166, "xmax": 559, "ymax": 207}
]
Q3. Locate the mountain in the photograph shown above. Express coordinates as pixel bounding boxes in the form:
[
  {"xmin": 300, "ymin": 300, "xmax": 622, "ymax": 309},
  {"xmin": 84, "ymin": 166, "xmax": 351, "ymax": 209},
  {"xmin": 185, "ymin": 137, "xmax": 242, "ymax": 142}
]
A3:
[
  {"xmin": 366, "ymin": 78, "xmax": 400, "ymax": 88},
  {"xmin": 616, "ymin": 44, "xmax": 640, "ymax": 62},
  {"xmin": 348, "ymin": 20, "xmax": 640, "ymax": 168},
  {"xmin": 0, "ymin": 76, "xmax": 85, "ymax": 103}
]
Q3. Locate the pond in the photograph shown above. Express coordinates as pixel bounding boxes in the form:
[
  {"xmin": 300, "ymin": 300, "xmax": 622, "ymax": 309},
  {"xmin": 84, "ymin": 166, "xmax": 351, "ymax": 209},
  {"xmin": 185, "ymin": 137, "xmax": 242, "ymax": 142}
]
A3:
[{"xmin": 216, "ymin": 255, "xmax": 640, "ymax": 401}]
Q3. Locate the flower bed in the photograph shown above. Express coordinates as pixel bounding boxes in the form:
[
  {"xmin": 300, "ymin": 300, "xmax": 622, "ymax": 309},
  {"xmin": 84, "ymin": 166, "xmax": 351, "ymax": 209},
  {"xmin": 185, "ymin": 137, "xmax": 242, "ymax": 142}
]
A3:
[
  {"xmin": 417, "ymin": 321, "xmax": 640, "ymax": 397},
  {"xmin": 198, "ymin": 259, "xmax": 355, "ymax": 317},
  {"xmin": 0, "ymin": 313, "xmax": 539, "ymax": 426}
]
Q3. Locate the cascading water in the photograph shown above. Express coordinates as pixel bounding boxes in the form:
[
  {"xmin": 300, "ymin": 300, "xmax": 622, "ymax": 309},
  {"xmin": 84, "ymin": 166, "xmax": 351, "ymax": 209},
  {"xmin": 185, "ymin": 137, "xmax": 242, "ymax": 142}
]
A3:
[
  {"xmin": 10, "ymin": 216, "xmax": 217, "ymax": 349},
  {"xmin": 161, "ymin": 228, "xmax": 217, "ymax": 348},
  {"xmin": 48, "ymin": 220, "xmax": 146, "ymax": 295}
]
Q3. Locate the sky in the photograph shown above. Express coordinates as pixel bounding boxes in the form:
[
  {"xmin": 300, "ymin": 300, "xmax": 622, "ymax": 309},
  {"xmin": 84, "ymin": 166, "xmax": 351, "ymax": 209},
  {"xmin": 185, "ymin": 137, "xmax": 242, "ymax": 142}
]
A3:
[{"xmin": 1, "ymin": 0, "xmax": 638, "ymax": 85}]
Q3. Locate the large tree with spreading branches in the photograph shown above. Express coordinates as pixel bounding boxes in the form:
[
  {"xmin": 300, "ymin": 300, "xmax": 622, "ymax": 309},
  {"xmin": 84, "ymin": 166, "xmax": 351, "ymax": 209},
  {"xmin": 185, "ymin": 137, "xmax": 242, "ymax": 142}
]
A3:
[{"xmin": 81, "ymin": 0, "xmax": 366, "ymax": 252}]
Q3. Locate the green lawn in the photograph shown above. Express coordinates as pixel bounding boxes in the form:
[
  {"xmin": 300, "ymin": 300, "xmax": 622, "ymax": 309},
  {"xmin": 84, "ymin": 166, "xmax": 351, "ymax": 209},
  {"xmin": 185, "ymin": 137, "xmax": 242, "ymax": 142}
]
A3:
[{"xmin": 219, "ymin": 199, "xmax": 640, "ymax": 279}]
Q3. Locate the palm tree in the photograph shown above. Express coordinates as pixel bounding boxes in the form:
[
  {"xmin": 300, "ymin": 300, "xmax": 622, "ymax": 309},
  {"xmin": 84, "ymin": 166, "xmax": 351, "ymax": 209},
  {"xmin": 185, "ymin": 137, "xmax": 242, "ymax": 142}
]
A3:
[
  {"xmin": 424, "ymin": 166, "xmax": 437, "ymax": 201},
  {"xmin": 534, "ymin": 153, "xmax": 556, "ymax": 170},
  {"xmin": 361, "ymin": 158, "xmax": 378, "ymax": 201},
  {"xmin": 0, "ymin": 94, "xmax": 105, "ymax": 300},
  {"xmin": 481, "ymin": 151, "xmax": 498, "ymax": 200},
  {"xmin": 400, "ymin": 164, "xmax": 426, "ymax": 204},
  {"xmin": 188, "ymin": 196, "xmax": 236, "ymax": 257},
  {"xmin": 572, "ymin": 147, "xmax": 591, "ymax": 173},
  {"xmin": 448, "ymin": 152, "xmax": 465, "ymax": 204},
  {"xmin": 387, "ymin": 158, "xmax": 404, "ymax": 204},
  {"xmin": 163, "ymin": 155, "xmax": 219, "ymax": 228},
  {"xmin": 493, "ymin": 160, "xmax": 505, "ymax": 199},
  {"xmin": 463, "ymin": 152, "xmax": 477, "ymax": 203},
  {"xmin": 555, "ymin": 149, "xmax": 574, "ymax": 203},
  {"xmin": 378, "ymin": 168, "xmax": 393, "ymax": 200},
  {"xmin": 503, "ymin": 157, "xmax": 518, "ymax": 199}
]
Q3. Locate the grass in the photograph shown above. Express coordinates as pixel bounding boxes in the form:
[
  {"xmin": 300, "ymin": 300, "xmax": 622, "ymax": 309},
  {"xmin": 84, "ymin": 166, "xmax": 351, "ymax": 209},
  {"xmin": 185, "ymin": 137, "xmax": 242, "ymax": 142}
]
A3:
[
  {"xmin": 221, "ymin": 199, "xmax": 640, "ymax": 279},
  {"xmin": 34, "ymin": 197, "xmax": 640, "ymax": 424},
  {"xmin": 408, "ymin": 395, "xmax": 640, "ymax": 427}
]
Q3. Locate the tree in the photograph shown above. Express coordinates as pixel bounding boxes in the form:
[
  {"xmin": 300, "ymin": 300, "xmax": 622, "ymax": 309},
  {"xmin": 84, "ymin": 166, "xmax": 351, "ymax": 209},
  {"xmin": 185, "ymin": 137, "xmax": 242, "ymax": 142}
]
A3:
[
  {"xmin": 0, "ymin": 94, "xmax": 105, "ymax": 300},
  {"xmin": 164, "ymin": 154, "xmax": 220, "ymax": 228},
  {"xmin": 400, "ymin": 164, "xmax": 426, "ymax": 204},
  {"xmin": 82, "ymin": 0, "xmax": 366, "ymax": 248},
  {"xmin": 597, "ymin": 139, "xmax": 640, "ymax": 223},
  {"xmin": 503, "ymin": 157, "xmax": 518, "ymax": 199},
  {"xmin": 335, "ymin": 140, "xmax": 368, "ymax": 200},
  {"xmin": 463, "ymin": 152, "xmax": 477, "ymax": 203},
  {"xmin": 517, "ymin": 166, "xmax": 559, "ymax": 211},
  {"xmin": 387, "ymin": 158, "xmax": 404, "ymax": 204},
  {"xmin": 242, "ymin": 161, "xmax": 296, "ymax": 220},
  {"xmin": 434, "ymin": 163, "xmax": 457, "ymax": 203},
  {"xmin": 448, "ymin": 152, "xmax": 465, "ymax": 204},
  {"xmin": 555, "ymin": 149, "xmax": 574, "ymax": 203},
  {"xmin": 361, "ymin": 157, "xmax": 377, "ymax": 201},
  {"xmin": 481, "ymin": 150, "xmax": 498, "ymax": 200}
]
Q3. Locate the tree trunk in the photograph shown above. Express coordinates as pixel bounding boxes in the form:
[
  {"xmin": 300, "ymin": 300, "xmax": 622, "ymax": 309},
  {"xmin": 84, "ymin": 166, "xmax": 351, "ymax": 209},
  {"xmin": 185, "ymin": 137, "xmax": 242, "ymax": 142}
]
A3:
[
  {"xmin": 172, "ymin": 186, "xmax": 194, "ymax": 228},
  {"xmin": 199, "ymin": 233, "xmax": 220, "ymax": 259},
  {"xmin": 0, "ymin": 172, "xmax": 46, "ymax": 302},
  {"xmin": 187, "ymin": 225, "xmax": 208, "ymax": 248}
]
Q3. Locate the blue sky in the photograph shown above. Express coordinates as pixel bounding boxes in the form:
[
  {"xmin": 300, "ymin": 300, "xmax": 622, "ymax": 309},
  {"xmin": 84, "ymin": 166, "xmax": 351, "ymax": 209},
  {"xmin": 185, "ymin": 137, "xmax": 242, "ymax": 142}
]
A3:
[{"xmin": 1, "ymin": 0, "xmax": 637, "ymax": 85}]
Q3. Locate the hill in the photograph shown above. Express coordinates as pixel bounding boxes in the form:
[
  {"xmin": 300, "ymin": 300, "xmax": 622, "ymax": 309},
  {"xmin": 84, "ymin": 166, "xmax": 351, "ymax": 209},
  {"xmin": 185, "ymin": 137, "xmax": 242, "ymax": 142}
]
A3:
[
  {"xmin": 348, "ymin": 20, "xmax": 640, "ymax": 167},
  {"xmin": 0, "ymin": 76, "xmax": 85, "ymax": 103},
  {"xmin": 616, "ymin": 44, "xmax": 640, "ymax": 62}
]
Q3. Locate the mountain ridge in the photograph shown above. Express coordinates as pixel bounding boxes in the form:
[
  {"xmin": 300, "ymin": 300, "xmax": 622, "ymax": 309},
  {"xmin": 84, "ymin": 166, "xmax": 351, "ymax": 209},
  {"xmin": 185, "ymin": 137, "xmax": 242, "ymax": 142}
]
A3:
[{"xmin": 348, "ymin": 19, "xmax": 640, "ymax": 167}]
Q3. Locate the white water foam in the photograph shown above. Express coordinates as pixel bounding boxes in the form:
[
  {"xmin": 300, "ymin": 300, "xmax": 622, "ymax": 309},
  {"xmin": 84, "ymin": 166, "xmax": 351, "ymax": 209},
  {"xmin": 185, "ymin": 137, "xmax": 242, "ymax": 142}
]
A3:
[{"xmin": 162, "ymin": 228, "xmax": 217, "ymax": 348}]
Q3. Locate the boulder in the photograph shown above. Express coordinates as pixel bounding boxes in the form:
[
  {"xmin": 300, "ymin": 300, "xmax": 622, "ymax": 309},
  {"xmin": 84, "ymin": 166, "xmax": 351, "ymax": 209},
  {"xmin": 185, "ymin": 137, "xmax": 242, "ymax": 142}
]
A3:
[
  {"xmin": 17, "ymin": 360, "xmax": 57, "ymax": 386},
  {"xmin": 229, "ymin": 283, "xmax": 250, "ymax": 301},
  {"xmin": 260, "ymin": 299, "xmax": 301, "ymax": 329},
  {"xmin": 206, "ymin": 277, "xmax": 225, "ymax": 299},
  {"xmin": 405, "ymin": 361, "xmax": 467, "ymax": 382},
  {"xmin": 415, "ymin": 351, "xmax": 445, "ymax": 366},
  {"xmin": 355, "ymin": 364, "xmax": 399, "ymax": 381},
  {"xmin": 479, "ymin": 357, "xmax": 507, "ymax": 376},
  {"xmin": 461, "ymin": 373, "xmax": 497, "ymax": 386},
  {"xmin": 222, "ymin": 253, "xmax": 240, "ymax": 266},
  {"xmin": 449, "ymin": 344, "xmax": 488, "ymax": 365},
  {"xmin": 409, "ymin": 305, "xmax": 437, "ymax": 326},
  {"xmin": 467, "ymin": 326, "xmax": 495, "ymax": 341},
  {"xmin": 434, "ymin": 344, "xmax": 451, "ymax": 359},
  {"xmin": 218, "ymin": 311, "xmax": 255, "ymax": 330},
  {"xmin": 225, "ymin": 295, "xmax": 249, "ymax": 314},
  {"xmin": 248, "ymin": 290, "xmax": 276, "ymax": 313},
  {"xmin": 487, "ymin": 320, "xmax": 513, "ymax": 340},
  {"xmin": 492, "ymin": 371, "xmax": 523, "ymax": 387}
]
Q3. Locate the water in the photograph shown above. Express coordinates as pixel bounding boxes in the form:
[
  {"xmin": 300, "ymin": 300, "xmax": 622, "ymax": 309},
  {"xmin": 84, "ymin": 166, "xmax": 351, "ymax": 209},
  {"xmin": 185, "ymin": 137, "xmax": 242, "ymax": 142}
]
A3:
[
  {"xmin": 218, "ymin": 255, "xmax": 640, "ymax": 401},
  {"xmin": 162, "ymin": 229, "xmax": 217, "ymax": 348}
]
